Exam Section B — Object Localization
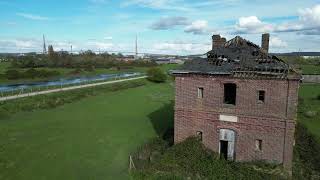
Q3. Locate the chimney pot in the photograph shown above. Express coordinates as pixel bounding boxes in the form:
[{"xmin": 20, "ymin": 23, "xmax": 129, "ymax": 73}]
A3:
[
  {"xmin": 212, "ymin": 35, "xmax": 226, "ymax": 50},
  {"xmin": 261, "ymin": 33, "xmax": 270, "ymax": 53}
]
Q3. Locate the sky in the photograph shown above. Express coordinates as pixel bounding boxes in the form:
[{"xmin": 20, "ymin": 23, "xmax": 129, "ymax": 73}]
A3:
[{"xmin": 0, "ymin": 0, "xmax": 320, "ymax": 55}]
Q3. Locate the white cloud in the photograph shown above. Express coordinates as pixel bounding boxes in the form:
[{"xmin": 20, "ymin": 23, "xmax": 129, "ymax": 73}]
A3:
[
  {"xmin": 270, "ymin": 37, "xmax": 287, "ymax": 48},
  {"xmin": 235, "ymin": 16, "xmax": 273, "ymax": 34},
  {"xmin": 184, "ymin": 20, "xmax": 209, "ymax": 35},
  {"xmin": 235, "ymin": 4, "xmax": 320, "ymax": 35},
  {"xmin": 16, "ymin": 13, "xmax": 49, "ymax": 20},
  {"xmin": 150, "ymin": 16, "xmax": 189, "ymax": 30},
  {"xmin": 153, "ymin": 41, "xmax": 210, "ymax": 54},
  {"xmin": 299, "ymin": 4, "xmax": 320, "ymax": 27},
  {"xmin": 0, "ymin": 38, "xmax": 41, "ymax": 52},
  {"xmin": 122, "ymin": 0, "xmax": 192, "ymax": 11}
]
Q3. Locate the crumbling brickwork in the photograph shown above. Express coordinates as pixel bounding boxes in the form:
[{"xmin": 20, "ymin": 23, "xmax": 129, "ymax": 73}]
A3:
[{"xmin": 174, "ymin": 74, "xmax": 299, "ymax": 171}]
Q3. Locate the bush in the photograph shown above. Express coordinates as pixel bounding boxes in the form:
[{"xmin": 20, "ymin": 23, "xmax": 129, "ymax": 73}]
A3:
[
  {"xmin": 5, "ymin": 68, "xmax": 60, "ymax": 80},
  {"xmin": 69, "ymin": 68, "xmax": 83, "ymax": 75},
  {"xmin": 84, "ymin": 65, "xmax": 95, "ymax": 72},
  {"xmin": 294, "ymin": 123, "xmax": 320, "ymax": 178},
  {"xmin": 24, "ymin": 68, "xmax": 38, "ymax": 79},
  {"xmin": 5, "ymin": 69, "xmax": 21, "ymax": 80},
  {"xmin": 131, "ymin": 137, "xmax": 285, "ymax": 180},
  {"xmin": 38, "ymin": 69, "xmax": 60, "ymax": 78},
  {"xmin": 147, "ymin": 67, "xmax": 167, "ymax": 83}
]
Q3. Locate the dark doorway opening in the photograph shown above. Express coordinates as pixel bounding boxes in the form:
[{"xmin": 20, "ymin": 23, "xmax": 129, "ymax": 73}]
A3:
[
  {"xmin": 220, "ymin": 140, "xmax": 228, "ymax": 160},
  {"xmin": 224, "ymin": 83, "xmax": 236, "ymax": 105}
]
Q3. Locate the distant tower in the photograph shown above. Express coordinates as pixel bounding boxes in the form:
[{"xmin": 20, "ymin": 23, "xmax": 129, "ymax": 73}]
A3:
[
  {"xmin": 135, "ymin": 34, "xmax": 138, "ymax": 60},
  {"xmin": 43, "ymin": 35, "xmax": 47, "ymax": 54},
  {"xmin": 70, "ymin": 45, "xmax": 73, "ymax": 54}
]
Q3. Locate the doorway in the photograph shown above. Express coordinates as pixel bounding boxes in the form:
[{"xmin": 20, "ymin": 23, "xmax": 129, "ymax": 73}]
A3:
[
  {"xmin": 219, "ymin": 129, "xmax": 236, "ymax": 160},
  {"xmin": 220, "ymin": 140, "xmax": 228, "ymax": 160}
]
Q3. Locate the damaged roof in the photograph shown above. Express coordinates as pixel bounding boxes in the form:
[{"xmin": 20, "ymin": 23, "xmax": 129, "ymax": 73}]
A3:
[{"xmin": 172, "ymin": 36, "xmax": 300, "ymax": 80}]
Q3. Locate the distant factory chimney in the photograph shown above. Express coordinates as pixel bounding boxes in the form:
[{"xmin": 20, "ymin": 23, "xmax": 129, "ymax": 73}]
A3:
[
  {"xmin": 212, "ymin": 35, "xmax": 226, "ymax": 50},
  {"xmin": 135, "ymin": 34, "xmax": 138, "ymax": 60},
  {"xmin": 261, "ymin": 33, "xmax": 270, "ymax": 53},
  {"xmin": 43, "ymin": 34, "xmax": 47, "ymax": 54}
]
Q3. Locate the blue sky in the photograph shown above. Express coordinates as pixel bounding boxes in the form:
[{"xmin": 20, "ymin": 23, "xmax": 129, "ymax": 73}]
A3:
[{"xmin": 0, "ymin": 0, "xmax": 320, "ymax": 54}]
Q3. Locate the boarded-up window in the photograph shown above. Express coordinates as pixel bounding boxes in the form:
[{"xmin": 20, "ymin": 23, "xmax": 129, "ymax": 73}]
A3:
[
  {"xmin": 255, "ymin": 139, "xmax": 262, "ymax": 151},
  {"xmin": 224, "ymin": 83, "xmax": 236, "ymax": 105},
  {"xmin": 198, "ymin": 87, "xmax": 204, "ymax": 98},
  {"xmin": 258, "ymin": 91, "xmax": 265, "ymax": 103}
]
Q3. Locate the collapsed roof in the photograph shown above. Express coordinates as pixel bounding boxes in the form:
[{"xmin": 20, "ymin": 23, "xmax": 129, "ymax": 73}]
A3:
[{"xmin": 172, "ymin": 35, "xmax": 300, "ymax": 80}]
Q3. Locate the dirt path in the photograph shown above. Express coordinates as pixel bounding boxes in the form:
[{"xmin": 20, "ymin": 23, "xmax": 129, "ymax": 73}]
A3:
[{"xmin": 0, "ymin": 76, "xmax": 147, "ymax": 102}]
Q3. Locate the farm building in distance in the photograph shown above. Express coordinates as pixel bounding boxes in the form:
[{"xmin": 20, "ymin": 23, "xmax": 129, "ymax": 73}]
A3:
[{"xmin": 172, "ymin": 33, "xmax": 301, "ymax": 173}]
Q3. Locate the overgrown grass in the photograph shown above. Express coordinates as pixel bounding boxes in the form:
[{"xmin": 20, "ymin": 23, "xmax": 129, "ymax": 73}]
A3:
[
  {"xmin": 293, "ymin": 123, "xmax": 320, "ymax": 179},
  {"xmin": 291, "ymin": 83, "xmax": 320, "ymax": 179},
  {"xmin": 131, "ymin": 137, "xmax": 286, "ymax": 180},
  {"xmin": 300, "ymin": 64, "xmax": 320, "ymax": 74},
  {"xmin": 298, "ymin": 84, "xmax": 320, "ymax": 138}
]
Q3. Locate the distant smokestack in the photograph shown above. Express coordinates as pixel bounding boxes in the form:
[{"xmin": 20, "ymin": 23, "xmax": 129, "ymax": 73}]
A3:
[
  {"xmin": 261, "ymin": 33, "xmax": 270, "ymax": 53},
  {"xmin": 212, "ymin": 35, "xmax": 226, "ymax": 50}
]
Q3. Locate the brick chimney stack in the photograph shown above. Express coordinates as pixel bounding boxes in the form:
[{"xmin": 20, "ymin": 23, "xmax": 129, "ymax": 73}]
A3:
[
  {"xmin": 261, "ymin": 33, "xmax": 270, "ymax": 53},
  {"xmin": 212, "ymin": 35, "xmax": 226, "ymax": 50}
]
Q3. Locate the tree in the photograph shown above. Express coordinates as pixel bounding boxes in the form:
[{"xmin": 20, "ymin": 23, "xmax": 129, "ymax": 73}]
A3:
[{"xmin": 147, "ymin": 67, "xmax": 167, "ymax": 83}]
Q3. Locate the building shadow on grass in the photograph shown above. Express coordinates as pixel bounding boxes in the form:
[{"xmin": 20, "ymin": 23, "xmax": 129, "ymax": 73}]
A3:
[{"xmin": 148, "ymin": 101, "xmax": 174, "ymax": 145}]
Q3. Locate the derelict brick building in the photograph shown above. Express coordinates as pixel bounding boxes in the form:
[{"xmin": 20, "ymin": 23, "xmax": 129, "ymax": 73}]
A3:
[{"xmin": 172, "ymin": 34, "xmax": 301, "ymax": 172}]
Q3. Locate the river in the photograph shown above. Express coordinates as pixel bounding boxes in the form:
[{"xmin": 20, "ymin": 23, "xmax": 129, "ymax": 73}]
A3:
[{"xmin": 0, "ymin": 72, "xmax": 141, "ymax": 92}]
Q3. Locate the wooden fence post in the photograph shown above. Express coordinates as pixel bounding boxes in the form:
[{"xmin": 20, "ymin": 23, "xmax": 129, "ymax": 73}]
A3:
[{"xmin": 129, "ymin": 155, "xmax": 136, "ymax": 172}]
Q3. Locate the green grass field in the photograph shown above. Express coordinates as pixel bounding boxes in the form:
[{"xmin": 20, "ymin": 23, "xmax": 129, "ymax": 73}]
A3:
[
  {"xmin": 0, "ymin": 62, "xmax": 11, "ymax": 74},
  {"xmin": 300, "ymin": 64, "xmax": 320, "ymax": 75},
  {"xmin": 298, "ymin": 84, "xmax": 320, "ymax": 138},
  {"xmin": 0, "ymin": 81, "xmax": 174, "ymax": 180}
]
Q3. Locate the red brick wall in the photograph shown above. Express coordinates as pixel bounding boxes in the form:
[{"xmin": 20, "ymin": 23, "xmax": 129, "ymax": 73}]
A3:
[{"xmin": 174, "ymin": 74, "xmax": 299, "ymax": 171}]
